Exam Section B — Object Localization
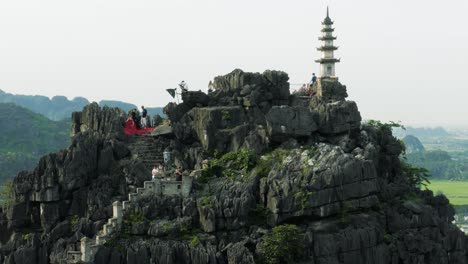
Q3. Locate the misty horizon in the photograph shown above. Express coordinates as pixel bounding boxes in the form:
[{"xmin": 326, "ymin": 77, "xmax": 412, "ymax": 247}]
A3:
[{"xmin": 0, "ymin": 0, "xmax": 467, "ymax": 128}]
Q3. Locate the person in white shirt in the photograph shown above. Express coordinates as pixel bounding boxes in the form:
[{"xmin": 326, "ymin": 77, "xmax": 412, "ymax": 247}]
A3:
[
  {"xmin": 179, "ymin": 81, "xmax": 188, "ymax": 92},
  {"xmin": 152, "ymin": 166, "xmax": 158, "ymax": 181}
]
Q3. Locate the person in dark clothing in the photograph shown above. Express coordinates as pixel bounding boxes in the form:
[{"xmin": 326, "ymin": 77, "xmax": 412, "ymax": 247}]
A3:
[
  {"xmin": 310, "ymin": 73, "xmax": 317, "ymax": 87},
  {"xmin": 131, "ymin": 109, "xmax": 142, "ymax": 130},
  {"xmin": 131, "ymin": 109, "xmax": 137, "ymax": 123},
  {"xmin": 141, "ymin": 106, "xmax": 148, "ymax": 128}
]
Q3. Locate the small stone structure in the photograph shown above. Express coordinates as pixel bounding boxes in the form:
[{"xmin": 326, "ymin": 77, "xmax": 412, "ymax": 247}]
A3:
[
  {"xmin": 143, "ymin": 176, "xmax": 193, "ymax": 197},
  {"xmin": 67, "ymin": 201, "xmax": 123, "ymax": 263}
]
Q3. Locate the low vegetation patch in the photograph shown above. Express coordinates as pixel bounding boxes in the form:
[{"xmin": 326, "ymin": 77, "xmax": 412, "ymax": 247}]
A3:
[
  {"xmin": 258, "ymin": 224, "xmax": 304, "ymax": 264},
  {"xmin": 249, "ymin": 204, "xmax": 273, "ymax": 227},
  {"xmin": 294, "ymin": 189, "xmax": 314, "ymax": 210},
  {"xmin": 70, "ymin": 215, "xmax": 80, "ymax": 230},
  {"xmin": 0, "ymin": 180, "xmax": 13, "ymax": 209},
  {"xmin": 199, "ymin": 195, "xmax": 215, "ymax": 208},
  {"xmin": 199, "ymin": 149, "xmax": 256, "ymax": 183},
  {"xmin": 401, "ymin": 160, "xmax": 431, "ymax": 187}
]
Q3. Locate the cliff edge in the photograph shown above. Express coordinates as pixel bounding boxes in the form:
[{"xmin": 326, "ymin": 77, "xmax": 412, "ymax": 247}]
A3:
[{"xmin": 0, "ymin": 69, "xmax": 466, "ymax": 264}]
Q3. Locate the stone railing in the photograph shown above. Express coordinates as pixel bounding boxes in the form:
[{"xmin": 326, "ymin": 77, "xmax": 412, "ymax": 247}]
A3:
[
  {"xmin": 123, "ymin": 176, "xmax": 193, "ymax": 210},
  {"xmin": 66, "ymin": 176, "xmax": 193, "ymax": 263},
  {"xmin": 65, "ymin": 201, "xmax": 123, "ymax": 263}
]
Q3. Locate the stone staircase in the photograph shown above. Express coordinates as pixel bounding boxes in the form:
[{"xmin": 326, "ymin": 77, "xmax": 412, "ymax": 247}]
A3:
[
  {"xmin": 129, "ymin": 134, "xmax": 166, "ymax": 169},
  {"xmin": 63, "ymin": 176, "xmax": 194, "ymax": 263},
  {"xmin": 64, "ymin": 201, "xmax": 123, "ymax": 263},
  {"xmin": 62, "ymin": 134, "xmax": 176, "ymax": 263}
]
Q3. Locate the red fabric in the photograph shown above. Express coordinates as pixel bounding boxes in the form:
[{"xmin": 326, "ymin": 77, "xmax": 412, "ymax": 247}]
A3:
[{"xmin": 124, "ymin": 118, "xmax": 154, "ymax": 135}]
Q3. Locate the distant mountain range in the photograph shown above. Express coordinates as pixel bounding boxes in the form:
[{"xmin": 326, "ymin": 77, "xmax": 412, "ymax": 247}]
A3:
[
  {"xmin": 0, "ymin": 103, "xmax": 70, "ymax": 186},
  {"xmin": 393, "ymin": 126, "xmax": 450, "ymax": 139},
  {"xmin": 0, "ymin": 89, "xmax": 164, "ymax": 121}
]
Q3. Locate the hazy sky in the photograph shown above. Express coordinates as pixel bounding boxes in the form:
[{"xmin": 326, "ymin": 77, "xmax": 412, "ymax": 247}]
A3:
[{"xmin": 0, "ymin": 0, "xmax": 467, "ymax": 128}]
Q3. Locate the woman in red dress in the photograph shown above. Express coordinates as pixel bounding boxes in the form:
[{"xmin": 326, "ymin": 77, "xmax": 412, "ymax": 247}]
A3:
[{"xmin": 124, "ymin": 114, "xmax": 154, "ymax": 135}]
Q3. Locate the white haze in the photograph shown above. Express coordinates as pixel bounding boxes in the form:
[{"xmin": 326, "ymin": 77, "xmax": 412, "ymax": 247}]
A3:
[{"xmin": 0, "ymin": 0, "xmax": 467, "ymax": 128}]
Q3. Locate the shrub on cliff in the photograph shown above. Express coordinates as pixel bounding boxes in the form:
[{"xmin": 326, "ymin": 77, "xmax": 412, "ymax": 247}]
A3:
[
  {"xmin": 258, "ymin": 224, "xmax": 304, "ymax": 264},
  {"xmin": 199, "ymin": 149, "xmax": 256, "ymax": 183}
]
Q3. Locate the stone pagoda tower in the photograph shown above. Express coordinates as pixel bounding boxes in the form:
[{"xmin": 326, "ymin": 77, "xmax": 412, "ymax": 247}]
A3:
[{"xmin": 315, "ymin": 7, "xmax": 340, "ymax": 78}]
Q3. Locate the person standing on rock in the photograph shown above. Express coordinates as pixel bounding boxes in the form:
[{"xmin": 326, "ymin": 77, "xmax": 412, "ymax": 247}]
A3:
[
  {"xmin": 179, "ymin": 81, "xmax": 188, "ymax": 92},
  {"xmin": 310, "ymin": 73, "xmax": 317, "ymax": 87},
  {"xmin": 141, "ymin": 106, "xmax": 148, "ymax": 128},
  {"xmin": 208, "ymin": 81, "xmax": 214, "ymax": 94},
  {"xmin": 152, "ymin": 166, "xmax": 158, "ymax": 181}
]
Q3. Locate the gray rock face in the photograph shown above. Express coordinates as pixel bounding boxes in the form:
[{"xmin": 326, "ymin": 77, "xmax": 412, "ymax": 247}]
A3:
[
  {"xmin": 266, "ymin": 106, "xmax": 319, "ymax": 142},
  {"xmin": 317, "ymin": 78, "xmax": 348, "ymax": 102},
  {"xmin": 151, "ymin": 125, "xmax": 174, "ymax": 137},
  {"xmin": 174, "ymin": 106, "xmax": 249, "ymax": 152},
  {"xmin": 71, "ymin": 102, "xmax": 126, "ymax": 138},
  {"xmin": 1, "ymin": 70, "xmax": 467, "ymax": 264},
  {"xmin": 181, "ymin": 91, "xmax": 210, "ymax": 108},
  {"xmin": 259, "ymin": 144, "xmax": 379, "ymax": 224},
  {"xmin": 314, "ymin": 100, "xmax": 362, "ymax": 135},
  {"xmin": 227, "ymin": 242, "xmax": 255, "ymax": 264}
]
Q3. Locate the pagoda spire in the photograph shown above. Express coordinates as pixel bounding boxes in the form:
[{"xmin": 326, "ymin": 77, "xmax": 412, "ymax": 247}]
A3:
[{"xmin": 315, "ymin": 7, "xmax": 340, "ymax": 78}]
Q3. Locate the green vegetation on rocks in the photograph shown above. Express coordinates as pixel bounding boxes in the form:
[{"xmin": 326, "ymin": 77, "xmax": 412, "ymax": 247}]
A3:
[
  {"xmin": 0, "ymin": 180, "xmax": 13, "ymax": 208},
  {"xmin": 258, "ymin": 224, "xmax": 304, "ymax": 264},
  {"xmin": 200, "ymin": 149, "xmax": 256, "ymax": 183}
]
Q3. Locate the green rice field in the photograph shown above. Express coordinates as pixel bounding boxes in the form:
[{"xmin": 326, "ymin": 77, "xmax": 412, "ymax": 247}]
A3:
[{"xmin": 427, "ymin": 180, "xmax": 468, "ymax": 205}]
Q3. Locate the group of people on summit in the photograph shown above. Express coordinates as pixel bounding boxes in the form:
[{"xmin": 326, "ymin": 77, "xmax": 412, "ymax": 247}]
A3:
[
  {"xmin": 298, "ymin": 73, "xmax": 318, "ymax": 96},
  {"xmin": 124, "ymin": 106, "xmax": 154, "ymax": 135},
  {"xmin": 152, "ymin": 164, "xmax": 186, "ymax": 182}
]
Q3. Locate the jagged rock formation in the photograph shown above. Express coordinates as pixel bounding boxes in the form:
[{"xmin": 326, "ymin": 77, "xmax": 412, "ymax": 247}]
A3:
[{"xmin": 0, "ymin": 69, "xmax": 467, "ymax": 264}]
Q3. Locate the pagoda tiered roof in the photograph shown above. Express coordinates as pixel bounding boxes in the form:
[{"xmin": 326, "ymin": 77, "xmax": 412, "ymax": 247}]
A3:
[
  {"xmin": 317, "ymin": 46, "xmax": 338, "ymax": 51},
  {"xmin": 322, "ymin": 7, "xmax": 334, "ymax": 25},
  {"xmin": 321, "ymin": 28, "xmax": 335, "ymax": 33},
  {"xmin": 315, "ymin": 58, "xmax": 341, "ymax": 63},
  {"xmin": 319, "ymin": 36, "xmax": 337, "ymax": 41}
]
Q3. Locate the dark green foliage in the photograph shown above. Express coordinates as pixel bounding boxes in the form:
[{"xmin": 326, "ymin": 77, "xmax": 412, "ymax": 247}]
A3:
[
  {"xmin": 190, "ymin": 235, "xmax": 201, "ymax": 247},
  {"xmin": 221, "ymin": 110, "xmax": 232, "ymax": 121},
  {"xmin": 294, "ymin": 189, "xmax": 314, "ymax": 210},
  {"xmin": 258, "ymin": 224, "xmax": 304, "ymax": 264},
  {"xmin": 199, "ymin": 164, "xmax": 223, "ymax": 184},
  {"xmin": 249, "ymin": 204, "xmax": 273, "ymax": 227},
  {"xmin": 255, "ymin": 148, "xmax": 292, "ymax": 179},
  {"xmin": 0, "ymin": 103, "xmax": 70, "ymax": 186},
  {"xmin": 0, "ymin": 180, "xmax": 13, "ymax": 208},
  {"xmin": 401, "ymin": 160, "xmax": 431, "ymax": 187},
  {"xmin": 219, "ymin": 149, "xmax": 256, "ymax": 171},
  {"xmin": 366, "ymin": 120, "xmax": 405, "ymax": 133},
  {"xmin": 124, "ymin": 209, "xmax": 145, "ymax": 224},
  {"xmin": 256, "ymin": 158, "xmax": 272, "ymax": 179},
  {"xmin": 103, "ymin": 237, "xmax": 126, "ymax": 254},
  {"xmin": 22, "ymin": 233, "xmax": 32, "ymax": 241},
  {"xmin": 122, "ymin": 209, "xmax": 146, "ymax": 235},
  {"xmin": 199, "ymin": 196, "xmax": 215, "ymax": 208},
  {"xmin": 199, "ymin": 149, "xmax": 256, "ymax": 183},
  {"xmin": 70, "ymin": 215, "xmax": 80, "ymax": 231},
  {"xmin": 403, "ymin": 192, "xmax": 423, "ymax": 204},
  {"xmin": 366, "ymin": 120, "xmax": 406, "ymax": 154}
]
